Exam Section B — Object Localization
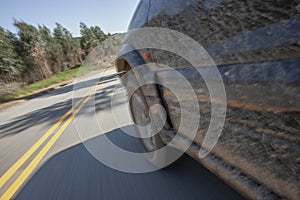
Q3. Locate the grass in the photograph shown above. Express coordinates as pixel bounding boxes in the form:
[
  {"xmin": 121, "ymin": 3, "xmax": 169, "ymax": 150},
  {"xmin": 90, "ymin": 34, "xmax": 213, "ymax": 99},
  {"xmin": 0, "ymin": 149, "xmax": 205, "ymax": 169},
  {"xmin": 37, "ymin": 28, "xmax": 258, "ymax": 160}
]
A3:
[{"xmin": 0, "ymin": 64, "xmax": 113, "ymax": 104}]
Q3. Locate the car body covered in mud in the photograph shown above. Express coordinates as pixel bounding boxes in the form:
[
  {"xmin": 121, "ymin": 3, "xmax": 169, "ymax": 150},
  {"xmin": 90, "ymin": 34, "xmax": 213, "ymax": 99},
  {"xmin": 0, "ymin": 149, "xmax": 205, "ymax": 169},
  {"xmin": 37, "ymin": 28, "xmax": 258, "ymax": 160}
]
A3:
[{"xmin": 116, "ymin": 0, "xmax": 300, "ymax": 199}]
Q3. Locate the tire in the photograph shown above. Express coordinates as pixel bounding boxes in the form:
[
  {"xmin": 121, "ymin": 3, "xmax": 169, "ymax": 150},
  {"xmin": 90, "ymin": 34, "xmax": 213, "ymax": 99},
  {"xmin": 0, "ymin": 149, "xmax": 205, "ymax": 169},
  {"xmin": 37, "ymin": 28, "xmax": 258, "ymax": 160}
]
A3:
[
  {"xmin": 119, "ymin": 60, "xmax": 177, "ymax": 168},
  {"xmin": 129, "ymin": 88, "xmax": 165, "ymax": 150},
  {"xmin": 129, "ymin": 84, "xmax": 174, "ymax": 168}
]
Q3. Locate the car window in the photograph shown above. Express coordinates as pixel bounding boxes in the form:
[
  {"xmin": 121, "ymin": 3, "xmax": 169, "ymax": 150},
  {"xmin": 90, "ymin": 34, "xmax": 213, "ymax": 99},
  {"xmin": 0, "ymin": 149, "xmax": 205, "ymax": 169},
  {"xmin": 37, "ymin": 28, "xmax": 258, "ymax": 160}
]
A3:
[{"xmin": 128, "ymin": 0, "xmax": 150, "ymax": 30}]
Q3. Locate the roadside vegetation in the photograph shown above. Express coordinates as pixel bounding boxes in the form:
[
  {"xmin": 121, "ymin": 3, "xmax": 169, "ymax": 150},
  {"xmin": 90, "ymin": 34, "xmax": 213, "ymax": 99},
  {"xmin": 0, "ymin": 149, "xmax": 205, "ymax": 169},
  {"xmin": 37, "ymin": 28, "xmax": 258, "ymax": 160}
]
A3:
[
  {"xmin": 0, "ymin": 20, "xmax": 112, "ymax": 103},
  {"xmin": 0, "ymin": 66, "xmax": 79, "ymax": 103}
]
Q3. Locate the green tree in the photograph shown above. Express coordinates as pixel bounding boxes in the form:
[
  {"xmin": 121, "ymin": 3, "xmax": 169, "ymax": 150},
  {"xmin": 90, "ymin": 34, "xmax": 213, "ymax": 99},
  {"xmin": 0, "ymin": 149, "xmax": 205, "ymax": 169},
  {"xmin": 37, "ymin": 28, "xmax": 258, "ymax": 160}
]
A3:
[
  {"xmin": 53, "ymin": 23, "xmax": 82, "ymax": 71},
  {"xmin": 14, "ymin": 20, "xmax": 52, "ymax": 83},
  {"xmin": 38, "ymin": 25, "xmax": 64, "ymax": 73},
  {"xmin": 0, "ymin": 27, "xmax": 22, "ymax": 82},
  {"xmin": 1, "ymin": 21, "xmax": 108, "ymax": 87},
  {"xmin": 80, "ymin": 22, "xmax": 106, "ymax": 56}
]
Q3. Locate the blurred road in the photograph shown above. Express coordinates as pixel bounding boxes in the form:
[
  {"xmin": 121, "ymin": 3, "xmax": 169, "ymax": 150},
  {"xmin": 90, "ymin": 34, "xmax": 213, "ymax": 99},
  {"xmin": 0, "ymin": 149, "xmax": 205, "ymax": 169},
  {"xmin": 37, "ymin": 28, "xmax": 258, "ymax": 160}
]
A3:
[{"xmin": 0, "ymin": 69, "xmax": 243, "ymax": 200}]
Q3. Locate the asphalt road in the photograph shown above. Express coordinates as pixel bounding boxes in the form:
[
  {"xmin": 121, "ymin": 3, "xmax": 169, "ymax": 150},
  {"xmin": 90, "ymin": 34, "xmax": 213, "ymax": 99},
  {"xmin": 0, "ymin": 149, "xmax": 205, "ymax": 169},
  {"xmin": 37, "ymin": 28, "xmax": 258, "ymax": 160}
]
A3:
[{"xmin": 0, "ymin": 69, "xmax": 243, "ymax": 200}]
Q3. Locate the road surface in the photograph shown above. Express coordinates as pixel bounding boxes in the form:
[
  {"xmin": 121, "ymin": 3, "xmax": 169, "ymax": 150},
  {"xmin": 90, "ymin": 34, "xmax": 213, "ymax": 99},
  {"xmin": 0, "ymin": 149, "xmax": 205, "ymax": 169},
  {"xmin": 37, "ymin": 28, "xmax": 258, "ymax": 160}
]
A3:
[{"xmin": 0, "ymin": 69, "xmax": 243, "ymax": 200}]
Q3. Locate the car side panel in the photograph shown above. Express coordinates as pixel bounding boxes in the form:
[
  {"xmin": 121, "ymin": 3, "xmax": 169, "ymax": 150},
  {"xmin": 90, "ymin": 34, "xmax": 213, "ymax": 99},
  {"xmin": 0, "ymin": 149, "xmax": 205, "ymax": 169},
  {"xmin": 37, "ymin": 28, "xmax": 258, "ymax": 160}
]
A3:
[{"xmin": 144, "ymin": 0, "xmax": 300, "ymax": 199}]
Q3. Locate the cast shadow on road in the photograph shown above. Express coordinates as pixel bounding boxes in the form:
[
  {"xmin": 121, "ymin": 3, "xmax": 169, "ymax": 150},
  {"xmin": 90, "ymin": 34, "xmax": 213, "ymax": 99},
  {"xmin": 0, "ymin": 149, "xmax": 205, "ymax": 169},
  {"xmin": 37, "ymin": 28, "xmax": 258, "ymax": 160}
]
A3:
[
  {"xmin": 42, "ymin": 73, "xmax": 119, "ymax": 98},
  {"xmin": 0, "ymin": 73, "xmax": 123, "ymax": 138},
  {"xmin": 15, "ymin": 125, "xmax": 243, "ymax": 200},
  {"xmin": 0, "ymin": 98, "xmax": 81, "ymax": 138}
]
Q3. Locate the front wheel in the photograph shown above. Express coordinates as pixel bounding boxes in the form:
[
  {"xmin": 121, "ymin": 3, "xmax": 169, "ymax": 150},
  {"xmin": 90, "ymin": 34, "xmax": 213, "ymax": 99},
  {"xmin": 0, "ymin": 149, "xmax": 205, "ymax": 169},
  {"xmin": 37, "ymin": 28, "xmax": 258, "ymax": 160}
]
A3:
[{"xmin": 129, "ymin": 87, "xmax": 174, "ymax": 167}]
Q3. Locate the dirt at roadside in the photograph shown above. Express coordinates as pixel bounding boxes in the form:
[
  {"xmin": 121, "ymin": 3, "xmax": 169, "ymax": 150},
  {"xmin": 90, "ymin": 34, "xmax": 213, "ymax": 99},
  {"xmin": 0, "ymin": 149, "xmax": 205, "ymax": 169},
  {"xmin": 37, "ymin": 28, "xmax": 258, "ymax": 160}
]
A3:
[{"xmin": 0, "ymin": 79, "xmax": 73, "ymax": 112}]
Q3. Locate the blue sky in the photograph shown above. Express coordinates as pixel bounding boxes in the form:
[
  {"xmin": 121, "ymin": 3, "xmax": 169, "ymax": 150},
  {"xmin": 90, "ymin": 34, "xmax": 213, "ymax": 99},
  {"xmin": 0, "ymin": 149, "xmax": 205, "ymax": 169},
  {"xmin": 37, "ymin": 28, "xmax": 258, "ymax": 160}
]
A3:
[{"xmin": 0, "ymin": 0, "xmax": 140, "ymax": 36}]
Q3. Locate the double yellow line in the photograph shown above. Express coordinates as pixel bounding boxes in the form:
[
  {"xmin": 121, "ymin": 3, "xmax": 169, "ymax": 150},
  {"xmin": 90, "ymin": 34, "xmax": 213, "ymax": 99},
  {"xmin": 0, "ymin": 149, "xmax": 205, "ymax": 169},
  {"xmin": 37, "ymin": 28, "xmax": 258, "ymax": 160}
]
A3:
[{"xmin": 0, "ymin": 74, "xmax": 108, "ymax": 200}]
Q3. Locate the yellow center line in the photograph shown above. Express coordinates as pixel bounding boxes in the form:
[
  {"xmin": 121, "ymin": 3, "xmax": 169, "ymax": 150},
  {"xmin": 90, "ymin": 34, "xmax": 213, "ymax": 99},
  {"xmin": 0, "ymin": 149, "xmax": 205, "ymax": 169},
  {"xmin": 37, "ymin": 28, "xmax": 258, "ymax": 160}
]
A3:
[
  {"xmin": 0, "ymin": 70, "xmax": 113, "ymax": 195},
  {"xmin": 0, "ymin": 70, "xmax": 115, "ymax": 199},
  {"xmin": 0, "ymin": 93, "xmax": 86, "ymax": 189},
  {"xmin": 0, "ymin": 70, "xmax": 115, "ymax": 200},
  {"xmin": 0, "ymin": 81, "xmax": 103, "ymax": 200}
]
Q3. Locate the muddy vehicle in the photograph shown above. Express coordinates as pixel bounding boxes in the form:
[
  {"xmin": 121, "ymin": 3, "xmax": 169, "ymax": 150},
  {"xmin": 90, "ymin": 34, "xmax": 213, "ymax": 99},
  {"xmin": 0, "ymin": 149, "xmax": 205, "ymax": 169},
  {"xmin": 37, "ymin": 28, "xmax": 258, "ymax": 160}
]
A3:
[{"xmin": 116, "ymin": 0, "xmax": 300, "ymax": 199}]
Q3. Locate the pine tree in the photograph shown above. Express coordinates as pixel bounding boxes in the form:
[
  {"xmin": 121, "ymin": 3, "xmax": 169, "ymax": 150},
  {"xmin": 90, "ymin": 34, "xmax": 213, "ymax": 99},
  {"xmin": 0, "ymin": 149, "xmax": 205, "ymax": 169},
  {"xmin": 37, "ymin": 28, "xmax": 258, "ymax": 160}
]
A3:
[{"xmin": 0, "ymin": 27, "xmax": 22, "ymax": 82}]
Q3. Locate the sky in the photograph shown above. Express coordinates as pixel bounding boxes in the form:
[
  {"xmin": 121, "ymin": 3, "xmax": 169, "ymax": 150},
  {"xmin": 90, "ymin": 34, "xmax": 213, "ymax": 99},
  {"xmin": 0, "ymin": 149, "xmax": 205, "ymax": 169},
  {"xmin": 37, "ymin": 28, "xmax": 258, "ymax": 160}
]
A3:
[{"xmin": 0, "ymin": 0, "xmax": 140, "ymax": 36}]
